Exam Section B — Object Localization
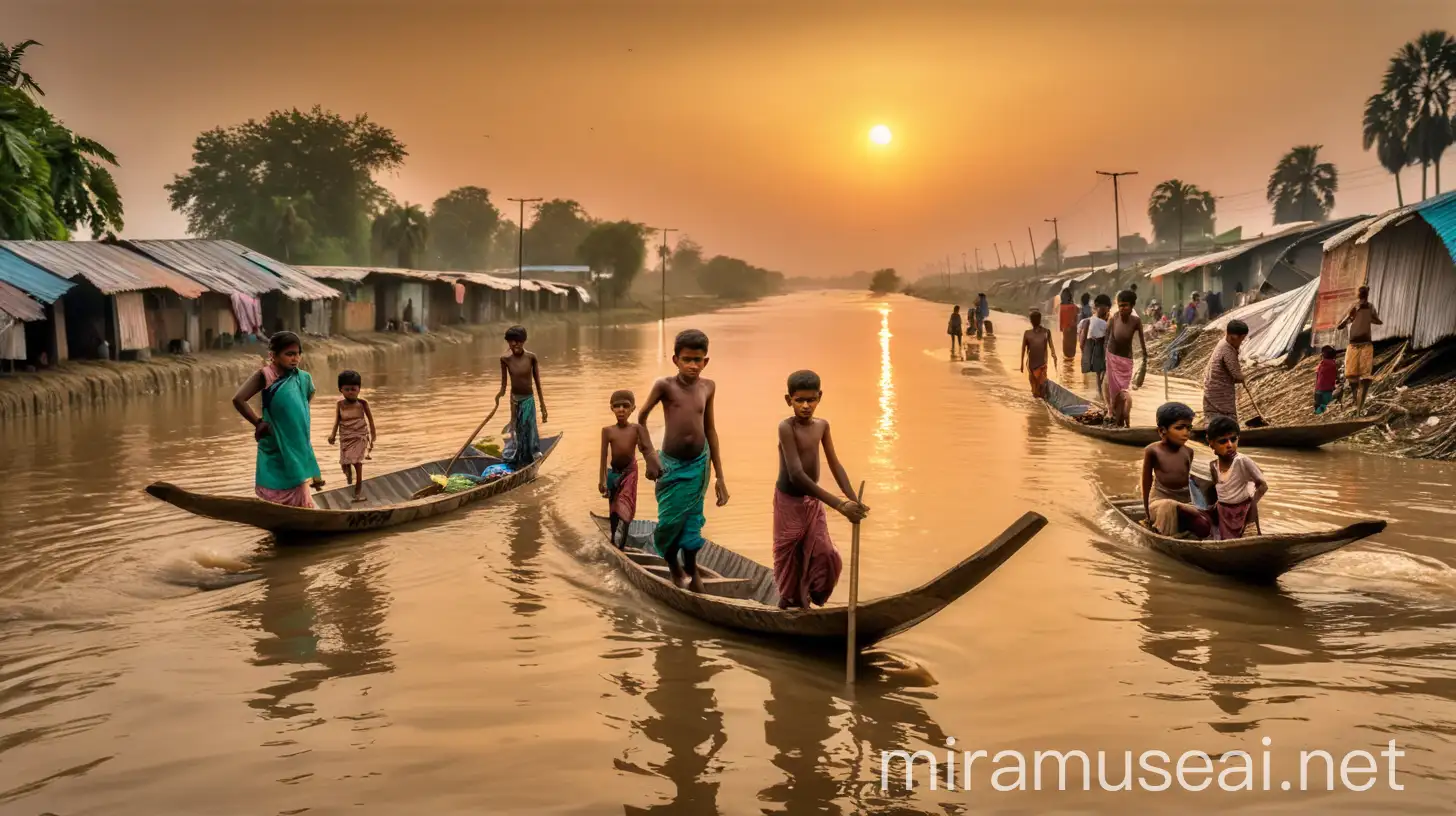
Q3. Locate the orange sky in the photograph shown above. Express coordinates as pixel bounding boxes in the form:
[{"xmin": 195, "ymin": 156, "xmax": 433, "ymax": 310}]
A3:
[{"xmin": 9, "ymin": 0, "xmax": 1455, "ymax": 276}]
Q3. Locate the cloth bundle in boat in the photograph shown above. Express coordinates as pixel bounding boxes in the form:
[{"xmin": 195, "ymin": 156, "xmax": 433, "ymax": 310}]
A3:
[
  {"xmin": 255, "ymin": 366, "xmax": 321, "ymax": 505},
  {"xmin": 653, "ymin": 447, "xmax": 710, "ymax": 556},
  {"xmin": 772, "ymin": 489, "xmax": 842, "ymax": 608}
]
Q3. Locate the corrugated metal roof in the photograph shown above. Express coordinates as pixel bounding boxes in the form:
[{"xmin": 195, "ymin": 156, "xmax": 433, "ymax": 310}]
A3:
[
  {"xmin": 0, "ymin": 248, "xmax": 74, "ymax": 303},
  {"xmin": 237, "ymin": 249, "xmax": 340, "ymax": 300},
  {"xmin": 456, "ymin": 271, "xmax": 518, "ymax": 291},
  {"xmin": 0, "ymin": 240, "xmax": 207, "ymax": 298},
  {"xmin": 126, "ymin": 239, "xmax": 282, "ymax": 296},
  {"xmin": 1415, "ymin": 191, "xmax": 1456, "ymax": 264},
  {"xmin": 1148, "ymin": 221, "xmax": 1325, "ymax": 280},
  {"xmin": 0, "ymin": 280, "xmax": 46, "ymax": 322},
  {"xmin": 535, "ymin": 281, "xmax": 570, "ymax": 296},
  {"xmin": 572, "ymin": 285, "xmax": 592, "ymax": 304},
  {"xmin": 298, "ymin": 265, "xmax": 447, "ymax": 284},
  {"xmin": 1323, "ymin": 191, "xmax": 1456, "ymax": 252}
]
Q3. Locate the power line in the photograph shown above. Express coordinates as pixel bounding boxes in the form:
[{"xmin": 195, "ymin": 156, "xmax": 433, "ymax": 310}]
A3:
[{"xmin": 1097, "ymin": 170, "xmax": 1138, "ymax": 270}]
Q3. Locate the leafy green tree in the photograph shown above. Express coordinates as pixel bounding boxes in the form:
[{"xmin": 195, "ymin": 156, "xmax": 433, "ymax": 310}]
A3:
[
  {"xmin": 0, "ymin": 39, "xmax": 43, "ymax": 96},
  {"xmin": 486, "ymin": 218, "xmax": 521, "ymax": 269},
  {"xmin": 1363, "ymin": 92, "xmax": 1412, "ymax": 206},
  {"xmin": 699, "ymin": 255, "xmax": 783, "ymax": 299},
  {"xmin": 869, "ymin": 268, "xmax": 901, "ymax": 294},
  {"xmin": 1267, "ymin": 145, "xmax": 1338, "ymax": 223},
  {"xmin": 524, "ymin": 199, "xmax": 592, "ymax": 265},
  {"xmin": 372, "ymin": 203, "xmax": 430, "ymax": 268},
  {"xmin": 1147, "ymin": 180, "xmax": 1216, "ymax": 252},
  {"xmin": 167, "ymin": 106, "xmax": 406, "ymax": 263},
  {"xmin": 577, "ymin": 220, "xmax": 647, "ymax": 296},
  {"xmin": 1380, "ymin": 30, "xmax": 1456, "ymax": 197},
  {"xmin": 429, "ymin": 186, "xmax": 499, "ymax": 270}
]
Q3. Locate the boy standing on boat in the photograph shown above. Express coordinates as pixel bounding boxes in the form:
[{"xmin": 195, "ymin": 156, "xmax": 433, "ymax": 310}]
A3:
[
  {"xmin": 327, "ymin": 370, "xmax": 377, "ymax": 503},
  {"xmin": 1106, "ymin": 290, "xmax": 1147, "ymax": 427},
  {"xmin": 1205, "ymin": 415, "xmax": 1267, "ymax": 539},
  {"xmin": 231, "ymin": 331, "xmax": 325, "ymax": 507},
  {"xmin": 1140, "ymin": 402, "xmax": 1211, "ymax": 538},
  {"xmin": 774, "ymin": 370, "xmax": 868, "ymax": 609},
  {"xmin": 498, "ymin": 326, "xmax": 547, "ymax": 469},
  {"xmin": 600, "ymin": 389, "xmax": 652, "ymax": 549},
  {"xmin": 1020, "ymin": 310, "xmax": 1056, "ymax": 398},
  {"xmin": 638, "ymin": 329, "xmax": 729, "ymax": 593}
]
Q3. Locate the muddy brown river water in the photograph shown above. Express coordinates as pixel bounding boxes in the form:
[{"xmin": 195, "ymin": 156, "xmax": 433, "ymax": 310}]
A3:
[{"xmin": 2, "ymin": 292, "xmax": 1453, "ymax": 813}]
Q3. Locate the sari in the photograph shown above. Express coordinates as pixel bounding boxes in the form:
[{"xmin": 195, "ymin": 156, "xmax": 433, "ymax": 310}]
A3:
[{"xmin": 255, "ymin": 365, "xmax": 321, "ymax": 507}]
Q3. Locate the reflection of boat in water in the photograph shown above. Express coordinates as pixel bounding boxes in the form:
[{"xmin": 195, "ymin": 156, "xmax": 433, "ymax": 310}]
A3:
[
  {"xmin": 589, "ymin": 511, "xmax": 1046, "ymax": 649},
  {"xmin": 145, "ymin": 435, "xmax": 561, "ymax": 535}
]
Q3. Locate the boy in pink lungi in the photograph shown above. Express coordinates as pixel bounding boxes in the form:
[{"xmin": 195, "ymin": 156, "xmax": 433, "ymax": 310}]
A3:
[
  {"xmin": 773, "ymin": 370, "xmax": 869, "ymax": 609},
  {"xmin": 1105, "ymin": 289, "xmax": 1147, "ymax": 427},
  {"xmin": 599, "ymin": 390, "xmax": 652, "ymax": 548}
]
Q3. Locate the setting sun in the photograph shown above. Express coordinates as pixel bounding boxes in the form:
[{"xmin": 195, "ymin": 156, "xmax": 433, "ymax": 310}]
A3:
[{"xmin": 869, "ymin": 124, "xmax": 892, "ymax": 145}]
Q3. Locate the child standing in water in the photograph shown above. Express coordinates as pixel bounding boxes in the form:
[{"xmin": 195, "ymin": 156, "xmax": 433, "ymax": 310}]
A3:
[
  {"xmin": 231, "ymin": 331, "xmax": 325, "ymax": 507},
  {"xmin": 774, "ymin": 370, "xmax": 868, "ymax": 609},
  {"xmin": 638, "ymin": 329, "xmax": 730, "ymax": 593},
  {"xmin": 1020, "ymin": 310, "xmax": 1056, "ymax": 398},
  {"xmin": 1140, "ymin": 402, "xmax": 1211, "ymax": 538},
  {"xmin": 498, "ymin": 326, "xmax": 547, "ymax": 468},
  {"xmin": 599, "ymin": 389, "xmax": 652, "ymax": 548},
  {"xmin": 1205, "ymin": 415, "xmax": 1268, "ymax": 539},
  {"xmin": 328, "ymin": 369, "xmax": 377, "ymax": 503}
]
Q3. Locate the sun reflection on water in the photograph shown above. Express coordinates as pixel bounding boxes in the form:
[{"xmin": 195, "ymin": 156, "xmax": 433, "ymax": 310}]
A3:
[{"xmin": 873, "ymin": 305, "xmax": 897, "ymax": 459}]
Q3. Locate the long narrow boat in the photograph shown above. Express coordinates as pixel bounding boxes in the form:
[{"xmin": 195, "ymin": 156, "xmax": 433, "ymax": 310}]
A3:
[
  {"xmin": 1098, "ymin": 474, "xmax": 1386, "ymax": 583},
  {"xmin": 145, "ymin": 434, "xmax": 562, "ymax": 535},
  {"xmin": 589, "ymin": 510, "xmax": 1047, "ymax": 649},
  {"xmin": 1042, "ymin": 380, "xmax": 1383, "ymax": 449}
]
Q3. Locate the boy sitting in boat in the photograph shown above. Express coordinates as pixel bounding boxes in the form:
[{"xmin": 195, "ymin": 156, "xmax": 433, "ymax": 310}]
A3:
[
  {"xmin": 599, "ymin": 389, "xmax": 651, "ymax": 549},
  {"xmin": 498, "ymin": 326, "xmax": 547, "ymax": 468},
  {"xmin": 774, "ymin": 370, "xmax": 869, "ymax": 609},
  {"xmin": 638, "ymin": 329, "xmax": 729, "ymax": 592},
  {"xmin": 1205, "ymin": 415, "xmax": 1268, "ymax": 539},
  {"xmin": 1020, "ymin": 310, "xmax": 1056, "ymax": 398},
  {"xmin": 1140, "ymin": 402, "xmax": 1211, "ymax": 538}
]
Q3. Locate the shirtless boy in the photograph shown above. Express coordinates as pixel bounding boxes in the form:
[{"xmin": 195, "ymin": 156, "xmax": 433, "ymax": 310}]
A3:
[
  {"xmin": 1140, "ymin": 402, "xmax": 1211, "ymax": 538},
  {"xmin": 599, "ymin": 389, "xmax": 652, "ymax": 548},
  {"xmin": 497, "ymin": 326, "xmax": 547, "ymax": 468},
  {"xmin": 638, "ymin": 329, "xmax": 729, "ymax": 592},
  {"xmin": 1106, "ymin": 290, "xmax": 1147, "ymax": 426},
  {"xmin": 1020, "ymin": 310, "xmax": 1056, "ymax": 398},
  {"xmin": 774, "ymin": 370, "xmax": 868, "ymax": 609}
]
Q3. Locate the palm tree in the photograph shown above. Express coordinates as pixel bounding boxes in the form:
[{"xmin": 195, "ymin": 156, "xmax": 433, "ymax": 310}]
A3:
[
  {"xmin": 0, "ymin": 40, "xmax": 44, "ymax": 97},
  {"xmin": 1363, "ymin": 92, "xmax": 1411, "ymax": 206},
  {"xmin": 40, "ymin": 127, "xmax": 124, "ymax": 238},
  {"xmin": 372, "ymin": 203, "xmax": 429, "ymax": 268},
  {"xmin": 1381, "ymin": 30, "xmax": 1456, "ymax": 198},
  {"xmin": 1147, "ymin": 180, "xmax": 1216, "ymax": 255},
  {"xmin": 1267, "ymin": 145, "xmax": 1338, "ymax": 224}
]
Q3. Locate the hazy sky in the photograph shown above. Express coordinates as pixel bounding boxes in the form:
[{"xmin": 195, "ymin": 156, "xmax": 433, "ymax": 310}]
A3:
[{"xmin": 9, "ymin": 0, "xmax": 1455, "ymax": 276}]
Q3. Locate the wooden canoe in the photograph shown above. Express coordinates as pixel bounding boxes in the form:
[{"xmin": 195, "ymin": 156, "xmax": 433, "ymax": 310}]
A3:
[
  {"xmin": 1042, "ymin": 380, "xmax": 1384, "ymax": 449},
  {"xmin": 1098, "ymin": 474, "xmax": 1386, "ymax": 583},
  {"xmin": 588, "ymin": 510, "xmax": 1047, "ymax": 649},
  {"xmin": 145, "ymin": 434, "xmax": 562, "ymax": 535}
]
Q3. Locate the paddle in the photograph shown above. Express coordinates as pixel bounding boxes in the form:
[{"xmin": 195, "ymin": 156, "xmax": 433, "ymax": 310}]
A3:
[
  {"xmin": 410, "ymin": 394, "xmax": 503, "ymax": 500},
  {"xmin": 1242, "ymin": 382, "xmax": 1269, "ymax": 428},
  {"xmin": 846, "ymin": 481, "xmax": 866, "ymax": 686}
]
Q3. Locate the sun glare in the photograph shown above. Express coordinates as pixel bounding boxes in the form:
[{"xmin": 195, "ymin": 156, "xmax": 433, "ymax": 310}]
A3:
[{"xmin": 869, "ymin": 124, "xmax": 892, "ymax": 145}]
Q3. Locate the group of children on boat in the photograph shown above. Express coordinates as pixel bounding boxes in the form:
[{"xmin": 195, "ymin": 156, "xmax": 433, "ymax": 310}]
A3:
[{"xmin": 232, "ymin": 326, "xmax": 866, "ymax": 611}]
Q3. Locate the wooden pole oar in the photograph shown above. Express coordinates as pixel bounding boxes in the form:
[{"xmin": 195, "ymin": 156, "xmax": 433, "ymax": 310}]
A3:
[
  {"xmin": 411, "ymin": 395, "xmax": 503, "ymax": 499},
  {"xmin": 1242, "ymin": 382, "xmax": 1269, "ymax": 428},
  {"xmin": 846, "ymin": 481, "xmax": 866, "ymax": 686}
]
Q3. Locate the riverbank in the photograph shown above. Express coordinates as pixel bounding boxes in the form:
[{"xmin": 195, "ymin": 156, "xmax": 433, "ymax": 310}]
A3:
[{"xmin": 0, "ymin": 296, "xmax": 747, "ymax": 421}]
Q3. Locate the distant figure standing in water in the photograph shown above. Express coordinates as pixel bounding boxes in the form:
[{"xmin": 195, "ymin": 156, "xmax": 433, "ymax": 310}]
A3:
[
  {"xmin": 1059, "ymin": 289, "xmax": 1080, "ymax": 360},
  {"xmin": 1106, "ymin": 290, "xmax": 1146, "ymax": 427},
  {"xmin": 327, "ymin": 369, "xmax": 377, "ymax": 503},
  {"xmin": 498, "ymin": 325, "xmax": 547, "ymax": 468},
  {"xmin": 638, "ymin": 329, "xmax": 730, "ymax": 593},
  {"xmin": 975, "ymin": 293, "xmax": 990, "ymax": 339},
  {"xmin": 231, "ymin": 331, "xmax": 324, "ymax": 507},
  {"xmin": 947, "ymin": 305, "xmax": 964, "ymax": 356},
  {"xmin": 774, "ymin": 370, "xmax": 867, "ymax": 609},
  {"xmin": 1020, "ymin": 310, "xmax": 1056, "ymax": 398}
]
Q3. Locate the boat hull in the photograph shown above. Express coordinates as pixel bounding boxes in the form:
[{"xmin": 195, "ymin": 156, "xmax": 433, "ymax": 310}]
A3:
[
  {"xmin": 145, "ymin": 434, "xmax": 561, "ymax": 535},
  {"xmin": 590, "ymin": 510, "xmax": 1046, "ymax": 648}
]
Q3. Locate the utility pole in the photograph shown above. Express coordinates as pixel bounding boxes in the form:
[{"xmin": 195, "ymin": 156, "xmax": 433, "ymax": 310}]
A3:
[
  {"xmin": 1026, "ymin": 227, "xmax": 1039, "ymax": 273},
  {"xmin": 961, "ymin": 252, "xmax": 968, "ymax": 276},
  {"xmin": 1176, "ymin": 199, "xmax": 1184, "ymax": 259},
  {"xmin": 1096, "ymin": 170, "xmax": 1138, "ymax": 270},
  {"xmin": 994, "ymin": 244, "xmax": 1004, "ymax": 269},
  {"xmin": 974, "ymin": 247, "xmax": 984, "ymax": 294},
  {"xmin": 1008, "ymin": 241, "xmax": 1019, "ymax": 269},
  {"xmin": 656, "ymin": 227, "xmax": 677, "ymax": 325},
  {"xmin": 508, "ymin": 197, "xmax": 542, "ymax": 317},
  {"xmin": 1044, "ymin": 218, "xmax": 1061, "ymax": 274}
]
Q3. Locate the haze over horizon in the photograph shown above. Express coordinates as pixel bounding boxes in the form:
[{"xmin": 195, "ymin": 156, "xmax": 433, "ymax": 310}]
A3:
[{"xmin": 9, "ymin": 0, "xmax": 1455, "ymax": 277}]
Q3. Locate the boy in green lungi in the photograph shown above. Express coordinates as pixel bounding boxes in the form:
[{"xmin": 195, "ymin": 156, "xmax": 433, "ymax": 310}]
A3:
[
  {"xmin": 638, "ymin": 329, "xmax": 729, "ymax": 593},
  {"xmin": 497, "ymin": 325, "xmax": 547, "ymax": 468}
]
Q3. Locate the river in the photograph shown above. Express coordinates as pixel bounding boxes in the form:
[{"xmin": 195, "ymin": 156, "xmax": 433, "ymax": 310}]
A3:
[{"xmin": 2, "ymin": 292, "xmax": 1453, "ymax": 813}]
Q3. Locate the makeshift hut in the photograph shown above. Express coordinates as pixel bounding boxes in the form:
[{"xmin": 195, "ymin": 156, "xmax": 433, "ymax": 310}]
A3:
[{"xmin": 0, "ymin": 249, "xmax": 73, "ymax": 366}]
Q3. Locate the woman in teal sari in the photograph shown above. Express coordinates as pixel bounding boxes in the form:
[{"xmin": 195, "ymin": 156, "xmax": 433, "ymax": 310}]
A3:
[{"xmin": 232, "ymin": 332, "xmax": 324, "ymax": 507}]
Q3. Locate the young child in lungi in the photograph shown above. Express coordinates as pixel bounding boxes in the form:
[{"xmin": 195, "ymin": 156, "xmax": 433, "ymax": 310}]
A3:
[
  {"xmin": 497, "ymin": 325, "xmax": 547, "ymax": 468},
  {"xmin": 1106, "ymin": 289, "xmax": 1147, "ymax": 427},
  {"xmin": 1078, "ymin": 294, "xmax": 1111, "ymax": 395},
  {"xmin": 327, "ymin": 369, "xmax": 377, "ymax": 503},
  {"xmin": 1020, "ymin": 310, "xmax": 1056, "ymax": 398},
  {"xmin": 1140, "ymin": 402, "xmax": 1211, "ymax": 538},
  {"xmin": 599, "ymin": 389, "xmax": 651, "ymax": 548},
  {"xmin": 638, "ymin": 329, "xmax": 730, "ymax": 592},
  {"xmin": 1204, "ymin": 415, "xmax": 1268, "ymax": 539},
  {"xmin": 773, "ymin": 370, "xmax": 868, "ymax": 609}
]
